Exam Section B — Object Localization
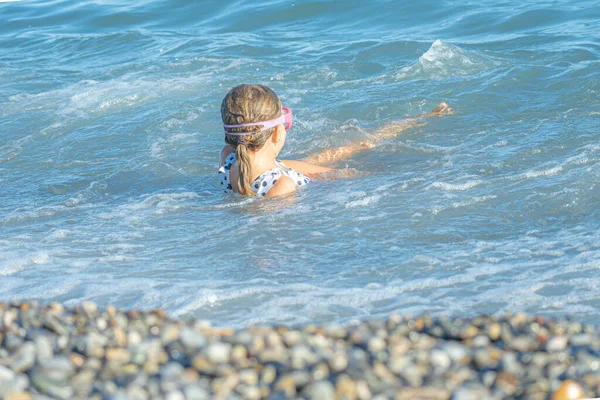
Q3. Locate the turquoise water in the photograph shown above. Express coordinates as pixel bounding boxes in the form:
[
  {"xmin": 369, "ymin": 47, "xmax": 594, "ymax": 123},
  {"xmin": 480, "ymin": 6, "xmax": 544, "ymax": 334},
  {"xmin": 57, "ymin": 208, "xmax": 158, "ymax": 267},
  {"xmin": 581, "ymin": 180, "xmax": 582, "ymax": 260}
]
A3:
[{"xmin": 1, "ymin": 0, "xmax": 599, "ymax": 328}]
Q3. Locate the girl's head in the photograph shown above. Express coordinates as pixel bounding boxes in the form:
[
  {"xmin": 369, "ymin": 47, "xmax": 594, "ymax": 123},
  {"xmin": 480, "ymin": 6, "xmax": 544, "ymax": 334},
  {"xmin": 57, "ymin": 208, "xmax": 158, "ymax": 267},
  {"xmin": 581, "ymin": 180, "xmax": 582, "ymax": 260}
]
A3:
[{"xmin": 221, "ymin": 84, "xmax": 287, "ymax": 195}]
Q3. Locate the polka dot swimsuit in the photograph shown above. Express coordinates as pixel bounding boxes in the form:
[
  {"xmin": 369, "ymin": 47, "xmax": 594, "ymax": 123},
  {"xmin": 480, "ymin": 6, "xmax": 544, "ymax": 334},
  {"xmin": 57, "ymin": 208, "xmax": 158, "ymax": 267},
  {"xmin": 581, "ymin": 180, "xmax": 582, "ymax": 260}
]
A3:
[{"xmin": 218, "ymin": 152, "xmax": 310, "ymax": 196}]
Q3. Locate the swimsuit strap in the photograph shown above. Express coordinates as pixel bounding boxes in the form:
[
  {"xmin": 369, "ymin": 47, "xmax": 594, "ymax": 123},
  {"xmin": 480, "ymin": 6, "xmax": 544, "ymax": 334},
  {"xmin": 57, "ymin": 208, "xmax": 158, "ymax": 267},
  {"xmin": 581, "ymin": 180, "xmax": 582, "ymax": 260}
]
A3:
[
  {"xmin": 251, "ymin": 167, "xmax": 283, "ymax": 197},
  {"xmin": 218, "ymin": 153, "xmax": 310, "ymax": 195},
  {"xmin": 277, "ymin": 161, "xmax": 311, "ymax": 187},
  {"xmin": 217, "ymin": 152, "xmax": 236, "ymax": 193}
]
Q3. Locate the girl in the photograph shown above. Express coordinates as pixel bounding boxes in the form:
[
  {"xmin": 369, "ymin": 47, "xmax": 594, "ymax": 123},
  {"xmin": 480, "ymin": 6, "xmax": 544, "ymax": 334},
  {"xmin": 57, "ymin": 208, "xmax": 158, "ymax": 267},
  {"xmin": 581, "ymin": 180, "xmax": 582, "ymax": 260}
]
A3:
[{"xmin": 218, "ymin": 84, "xmax": 452, "ymax": 197}]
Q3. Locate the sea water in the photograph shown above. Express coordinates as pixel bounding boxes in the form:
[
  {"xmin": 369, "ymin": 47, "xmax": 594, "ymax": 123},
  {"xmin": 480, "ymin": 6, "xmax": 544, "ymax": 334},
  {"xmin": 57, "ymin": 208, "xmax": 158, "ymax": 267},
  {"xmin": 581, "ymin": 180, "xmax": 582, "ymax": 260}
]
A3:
[{"xmin": 1, "ymin": 0, "xmax": 599, "ymax": 328}]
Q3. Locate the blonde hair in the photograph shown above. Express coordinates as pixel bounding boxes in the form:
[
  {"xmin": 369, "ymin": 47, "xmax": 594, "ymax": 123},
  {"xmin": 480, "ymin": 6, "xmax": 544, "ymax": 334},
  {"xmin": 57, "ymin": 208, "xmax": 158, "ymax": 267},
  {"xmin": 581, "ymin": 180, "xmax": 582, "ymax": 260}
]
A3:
[{"xmin": 221, "ymin": 84, "xmax": 282, "ymax": 195}]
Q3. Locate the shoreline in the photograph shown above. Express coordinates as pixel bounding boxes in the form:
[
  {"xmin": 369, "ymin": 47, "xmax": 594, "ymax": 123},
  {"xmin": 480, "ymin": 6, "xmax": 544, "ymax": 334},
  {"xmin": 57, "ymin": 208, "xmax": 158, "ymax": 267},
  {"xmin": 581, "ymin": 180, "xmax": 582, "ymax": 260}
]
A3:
[{"xmin": 0, "ymin": 301, "xmax": 598, "ymax": 399}]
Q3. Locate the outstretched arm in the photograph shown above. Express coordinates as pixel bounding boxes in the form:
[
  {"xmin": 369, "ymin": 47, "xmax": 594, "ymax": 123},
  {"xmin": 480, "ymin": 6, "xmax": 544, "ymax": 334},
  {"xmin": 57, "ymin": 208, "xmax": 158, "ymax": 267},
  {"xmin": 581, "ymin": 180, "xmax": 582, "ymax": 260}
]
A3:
[
  {"xmin": 278, "ymin": 160, "xmax": 332, "ymax": 176},
  {"xmin": 303, "ymin": 102, "xmax": 453, "ymax": 165}
]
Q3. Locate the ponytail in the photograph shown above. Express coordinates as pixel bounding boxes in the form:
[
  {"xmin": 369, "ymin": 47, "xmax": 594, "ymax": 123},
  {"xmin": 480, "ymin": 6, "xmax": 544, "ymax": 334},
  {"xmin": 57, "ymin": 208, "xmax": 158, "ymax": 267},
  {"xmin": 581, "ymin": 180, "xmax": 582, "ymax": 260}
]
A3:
[{"xmin": 236, "ymin": 142, "xmax": 253, "ymax": 195}]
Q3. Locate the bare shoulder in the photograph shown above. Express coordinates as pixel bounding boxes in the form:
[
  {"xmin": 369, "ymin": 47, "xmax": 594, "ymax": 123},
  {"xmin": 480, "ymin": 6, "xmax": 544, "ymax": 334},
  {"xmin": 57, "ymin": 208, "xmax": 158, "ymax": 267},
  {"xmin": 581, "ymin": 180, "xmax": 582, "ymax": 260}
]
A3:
[{"xmin": 266, "ymin": 175, "xmax": 297, "ymax": 198}]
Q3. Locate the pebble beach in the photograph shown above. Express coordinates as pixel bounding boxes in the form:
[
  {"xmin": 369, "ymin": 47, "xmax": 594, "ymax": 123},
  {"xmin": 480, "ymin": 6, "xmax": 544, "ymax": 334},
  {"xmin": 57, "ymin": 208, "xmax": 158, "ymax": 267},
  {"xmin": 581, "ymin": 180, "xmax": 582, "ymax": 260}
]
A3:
[
  {"xmin": 1, "ymin": 302, "xmax": 599, "ymax": 399},
  {"xmin": 3, "ymin": 1, "xmax": 600, "ymax": 399}
]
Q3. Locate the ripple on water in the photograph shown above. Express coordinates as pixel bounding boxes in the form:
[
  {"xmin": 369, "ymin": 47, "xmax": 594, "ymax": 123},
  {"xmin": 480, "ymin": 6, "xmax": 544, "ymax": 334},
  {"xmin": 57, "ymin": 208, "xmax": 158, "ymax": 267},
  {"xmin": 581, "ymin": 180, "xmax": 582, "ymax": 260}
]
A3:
[
  {"xmin": 396, "ymin": 40, "xmax": 499, "ymax": 81},
  {"xmin": 1, "ymin": 0, "xmax": 600, "ymax": 328}
]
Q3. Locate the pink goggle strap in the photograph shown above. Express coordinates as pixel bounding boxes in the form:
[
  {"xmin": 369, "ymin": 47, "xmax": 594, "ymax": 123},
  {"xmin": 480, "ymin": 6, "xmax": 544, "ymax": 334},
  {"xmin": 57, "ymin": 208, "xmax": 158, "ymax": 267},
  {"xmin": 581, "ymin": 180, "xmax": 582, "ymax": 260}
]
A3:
[{"xmin": 224, "ymin": 107, "xmax": 292, "ymax": 136}]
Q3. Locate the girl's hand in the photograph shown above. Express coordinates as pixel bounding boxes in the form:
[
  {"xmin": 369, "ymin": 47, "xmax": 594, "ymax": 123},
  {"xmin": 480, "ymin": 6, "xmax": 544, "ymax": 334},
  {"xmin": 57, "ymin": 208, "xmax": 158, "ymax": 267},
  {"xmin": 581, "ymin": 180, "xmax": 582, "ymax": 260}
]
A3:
[
  {"xmin": 318, "ymin": 166, "xmax": 362, "ymax": 180},
  {"xmin": 431, "ymin": 102, "xmax": 453, "ymax": 115}
]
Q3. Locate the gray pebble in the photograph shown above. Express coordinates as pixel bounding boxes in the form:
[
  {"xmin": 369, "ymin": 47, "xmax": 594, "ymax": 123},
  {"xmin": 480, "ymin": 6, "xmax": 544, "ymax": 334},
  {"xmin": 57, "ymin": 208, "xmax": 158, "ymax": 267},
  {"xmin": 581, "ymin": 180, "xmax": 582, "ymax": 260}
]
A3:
[
  {"xmin": 160, "ymin": 362, "xmax": 184, "ymax": 381},
  {"xmin": 430, "ymin": 348, "xmax": 451, "ymax": 371},
  {"xmin": 10, "ymin": 341, "xmax": 36, "ymax": 373},
  {"xmin": 78, "ymin": 331, "xmax": 107, "ymax": 357},
  {"xmin": 205, "ymin": 342, "xmax": 231, "ymax": 364},
  {"xmin": 81, "ymin": 300, "xmax": 98, "ymax": 316},
  {"xmin": 288, "ymin": 370, "xmax": 311, "ymax": 388},
  {"xmin": 291, "ymin": 344, "xmax": 320, "ymax": 369},
  {"xmin": 282, "ymin": 330, "xmax": 303, "ymax": 347},
  {"xmin": 0, "ymin": 366, "xmax": 28, "ymax": 396},
  {"xmin": 473, "ymin": 348, "xmax": 495, "ymax": 369},
  {"xmin": 482, "ymin": 370, "xmax": 496, "ymax": 388},
  {"xmin": 165, "ymin": 390, "xmax": 186, "ymax": 400},
  {"xmin": 3, "ymin": 333, "xmax": 24, "ymax": 353},
  {"xmin": 227, "ymin": 330, "xmax": 254, "ymax": 347},
  {"xmin": 43, "ymin": 316, "xmax": 68, "ymax": 336},
  {"xmin": 546, "ymin": 336, "xmax": 568, "ymax": 352},
  {"xmin": 499, "ymin": 352, "xmax": 522, "ymax": 376},
  {"xmin": 368, "ymin": 336, "xmax": 387, "ymax": 353},
  {"xmin": 451, "ymin": 384, "xmax": 491, "ymax": 400},
  {"xmin": 329, "ymin": 351, "xmax": 348, "ymax": 372},
  {"xmin": 41, "ymin": 355, "xmax": 75, "ymax": 378},
  {"xmin": 31, "ymin": 362, "xmax": 74, "ymax": 399},
  {"xmin": 472, "ymin": 335, "xmax": 490, "ymax": 347},
  {"xmin": 35, "ymin": 335, "xmax": 54, "ymax": 361},
  {"xmin": 1, "ymin": 302, "xmax": 600, "ymax": 400},
  {"xmin": 301, "ymin": 380, "xmax": 335, "ymax": 400},
  {"xmin": 125, "ymin": 384, "xmax": 149, "ymax": 400},
  {"xmin": 183, "ymin": 384, "xmax": 210, "ymax": 400},
  {"xmin": 441, "ymin": 342, "xmax": 469, "ymax": 364},
  {"xmin": 0, "ymin": 366, "xmax": 15, "ymax": 381},
  {"xmin": 569, "ymin": 333, "xmax": 593, "ymax": 347},
  {"xmin": 399, "ymin": 362, "xmax": 424, "ymax": 387},
  {"xmin": 180, "ymin": 326, "xmax": 207, "ymax": 349}
]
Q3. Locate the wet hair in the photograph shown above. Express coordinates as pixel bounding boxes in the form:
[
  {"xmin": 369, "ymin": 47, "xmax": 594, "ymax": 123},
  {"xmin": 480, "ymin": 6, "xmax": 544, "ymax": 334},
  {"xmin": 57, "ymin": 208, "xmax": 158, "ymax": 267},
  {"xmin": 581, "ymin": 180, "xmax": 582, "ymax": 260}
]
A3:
[{"xmin": 221, "ymin": 84, "xmax": 282, "ymax": 195}]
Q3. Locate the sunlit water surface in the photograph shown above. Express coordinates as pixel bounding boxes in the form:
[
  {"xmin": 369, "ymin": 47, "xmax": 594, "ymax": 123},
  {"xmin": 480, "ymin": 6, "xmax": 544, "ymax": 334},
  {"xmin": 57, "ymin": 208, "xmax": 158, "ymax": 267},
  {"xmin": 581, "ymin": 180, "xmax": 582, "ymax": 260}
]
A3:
[{"xmin": 1, "ymin": 0, "xmax": 599, "ymax": 327}]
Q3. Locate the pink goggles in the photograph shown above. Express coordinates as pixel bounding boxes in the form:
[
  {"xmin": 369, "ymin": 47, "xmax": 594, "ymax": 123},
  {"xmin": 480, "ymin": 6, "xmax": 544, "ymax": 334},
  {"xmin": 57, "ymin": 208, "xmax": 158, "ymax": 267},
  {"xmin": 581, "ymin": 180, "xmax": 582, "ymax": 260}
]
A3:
[{"xmin": 224, "ymin": 107, "xmax": 292, "ymax": 136}]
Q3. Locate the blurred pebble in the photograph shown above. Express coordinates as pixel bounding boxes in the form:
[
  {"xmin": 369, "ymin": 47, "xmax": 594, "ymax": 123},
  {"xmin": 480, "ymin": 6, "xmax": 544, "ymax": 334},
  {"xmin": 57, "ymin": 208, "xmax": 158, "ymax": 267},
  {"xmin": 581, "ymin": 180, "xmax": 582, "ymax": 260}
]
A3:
[
  {"xmin": 552, "ymin": 380, "xmax": 585, "ymax": 400},
  {"xmin": 301, "ymin": 380, "xmax": 335, "ymax": 400},
  {"xmin": 0, "ymin": 302, "xmax": 598, "ymax": 399}
]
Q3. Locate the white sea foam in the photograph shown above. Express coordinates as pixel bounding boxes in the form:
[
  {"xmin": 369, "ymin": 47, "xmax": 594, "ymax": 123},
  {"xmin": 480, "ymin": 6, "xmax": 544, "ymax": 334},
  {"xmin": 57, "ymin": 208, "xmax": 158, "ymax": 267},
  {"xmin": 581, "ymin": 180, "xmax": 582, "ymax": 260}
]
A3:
[
  {"xmin": 149, "ymin": 132, "xmax": 201, "ymax": 158},
  {"xmin": 345, "ymin": 195, "xmax": 381, "ymax": 209},
  {"xmin": 2, "ymin": 207, "xmax": 63, "ymax": 225},
  {"xmin": 395, "ymin": 141, "xmax": 455, "ymax": 154},
  {"xmin": 6, "ymin": 71, "xmax": 214, "ymax": 120},
  {"xmin": 100, "ymin": 192, "xmax": 199, "ymax": 215},
  {"xmin": 0, "ymin": 250, "xmax": 53, "ymax": 276},
  {"xmin": 428, "ymin": 180, "xmax": 483, "ymax": 191},
  {"xmin": 2, "ymin": 224, "xmax": 598, "ymax": 328},
  {"xmin": 408, "ymin": 255, "xmax": 442, "ymax": 266},
  {"xmin": 431, "ymin": 195, "xmax": 496, "ymax": 215},
  {"xmin": 521, "ymin": 165, "xmax": 563, "ymax": 179},
  {"xmin": 396, "ymin": 40, "xmax": 495, "ymax": 81},
  {"xmin": 99, "ymin": 255, "xmax": 137, "ymax": 263},
  {"xmin": 45, "ymin": 229, "xmax": 70, "ymax": 240},
  {"xmin": 153, "ymin": 262, "xmax": 514, "ymax": 326}
]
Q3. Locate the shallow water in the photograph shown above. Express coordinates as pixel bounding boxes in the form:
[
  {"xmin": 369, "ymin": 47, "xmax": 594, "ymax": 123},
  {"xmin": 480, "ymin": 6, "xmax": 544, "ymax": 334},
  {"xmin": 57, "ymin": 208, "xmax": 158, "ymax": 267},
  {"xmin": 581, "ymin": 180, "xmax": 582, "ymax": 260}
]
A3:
[{"xmin": 1, "ymin": 0, "xmax": 599, "ymax": 328}]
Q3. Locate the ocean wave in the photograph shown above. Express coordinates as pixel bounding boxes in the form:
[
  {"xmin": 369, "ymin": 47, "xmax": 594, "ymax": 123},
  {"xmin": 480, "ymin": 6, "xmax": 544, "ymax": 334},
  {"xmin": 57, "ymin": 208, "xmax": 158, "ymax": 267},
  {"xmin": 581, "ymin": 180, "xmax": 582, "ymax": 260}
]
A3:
[
  {"xmin": 430, "ymin": 195, "xmax": 497, "ymax": 216},
  {"xmin": 4, "ymin": 57, "xmax": 243, "ymax": 120},
  {"xmin": 428, "ymin": 180, "xmax": 483, "ymax": 191},
  {"xmin": 345, "ymin": 195, "xmax": 382, "ymax": 209},
  {"xmin": 396, "ymin": 40, "xmax": 498, "ymax": 81}
]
